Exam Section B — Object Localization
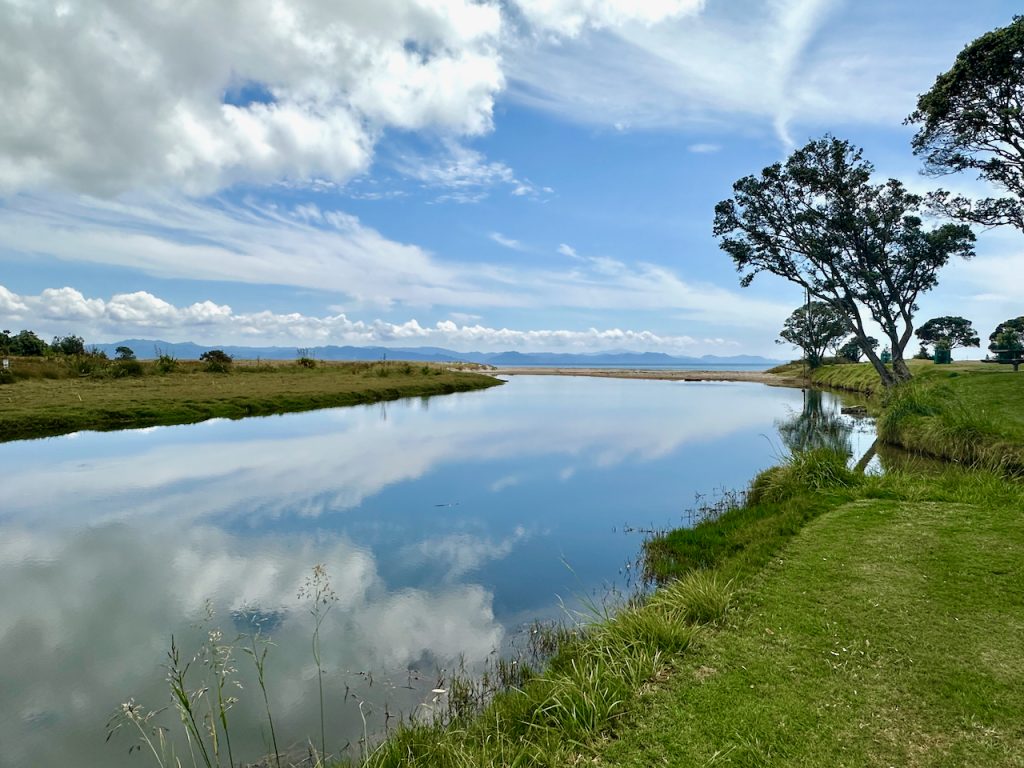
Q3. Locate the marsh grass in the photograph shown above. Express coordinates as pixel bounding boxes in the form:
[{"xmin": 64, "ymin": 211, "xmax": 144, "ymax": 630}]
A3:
[
  {"xmin": 748, "ymin": 447, "xmax": 859, "ymax": 505},
  {"xmin": 0, "ymin": 360, "xmax": 500, "ymax": 442},
  {"xmin": 355, "ymin": 570, "xmax": 731, "ymax": 768},
  {"xmin": 298, "ymin": 564, "xmax": 338, "ymax": 764}
]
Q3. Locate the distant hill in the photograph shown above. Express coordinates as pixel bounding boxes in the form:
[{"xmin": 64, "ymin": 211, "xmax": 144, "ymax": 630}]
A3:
[{"xmin": 93, "ymin": 339, "xmax": 785, "ymax": 368}]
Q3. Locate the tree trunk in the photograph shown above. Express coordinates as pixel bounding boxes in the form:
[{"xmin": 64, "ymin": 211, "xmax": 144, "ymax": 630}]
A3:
[
  {"xmin": 859, "ymin": 335, "xmax": 896, "ymax": 388},
  {"xmin": 890, "ymin": 354, "xmax": 913, "ymax": 383}
]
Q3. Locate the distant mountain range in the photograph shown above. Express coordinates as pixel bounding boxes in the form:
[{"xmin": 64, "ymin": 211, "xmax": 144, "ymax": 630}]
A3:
[{"xmin": 94, "ymin": 339, "xmax": 785, "ymax": 368}]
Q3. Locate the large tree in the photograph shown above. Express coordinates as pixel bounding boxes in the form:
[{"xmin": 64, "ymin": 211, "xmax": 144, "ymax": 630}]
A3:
[
  {"xmin": 989, "ymin": 316, "xmax": 1024, "ymax": 358},
  {"xmin": 777, "ymin": 301, "xmax": 848, "ymax": 368},
  {"xmin": 714, "ymin": 136, "xmax": 975, "ymax": 387},
  {"xmin": 915, "ymin": 315, "xmax": 980, "ymax": 357},
  {"xmin": 908, "ymin": 16, "xmax": 1024, "ymax": 231}
]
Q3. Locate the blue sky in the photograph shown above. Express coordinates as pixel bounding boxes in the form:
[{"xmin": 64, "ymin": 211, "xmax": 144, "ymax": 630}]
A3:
[{"xmin": 0, "ymin": 0, "xmax": 1020, "ymax": 357}]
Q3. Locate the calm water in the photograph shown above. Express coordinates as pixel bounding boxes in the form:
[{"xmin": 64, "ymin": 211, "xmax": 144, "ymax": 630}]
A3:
[{"xmin": 0, "ymin": 376, "xmax": 872, "ymax": 767}]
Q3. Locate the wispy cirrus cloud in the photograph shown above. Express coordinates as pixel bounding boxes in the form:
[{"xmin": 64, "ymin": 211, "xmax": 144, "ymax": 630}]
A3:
[
  {"xmin": 393, "ymin": 142, "xmax": 551, "ymax": 203},
  {"xmin": 505, "ymin": 0, "xmax": 960, "ymax": 144},
  {"xmin": 489, "ymin": 232, "xmax": 526, "ymax": 250}
]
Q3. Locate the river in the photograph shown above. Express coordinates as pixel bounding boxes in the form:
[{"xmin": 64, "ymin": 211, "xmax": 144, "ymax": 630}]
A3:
[{"xmin": 0, "ymin": 375, "xmax": 873, "ymax": 767}]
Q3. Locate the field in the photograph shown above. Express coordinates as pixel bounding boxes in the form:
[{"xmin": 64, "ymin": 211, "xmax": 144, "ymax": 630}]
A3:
[{"xmin": 0, "ymin": 358, "xmax": 502, "ymax": 442}]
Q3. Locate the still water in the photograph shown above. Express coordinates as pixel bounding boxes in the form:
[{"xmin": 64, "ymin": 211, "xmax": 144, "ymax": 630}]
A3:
[{"xmin": 0, "ymin": 376, "xmax": 872, "ymax": 767}]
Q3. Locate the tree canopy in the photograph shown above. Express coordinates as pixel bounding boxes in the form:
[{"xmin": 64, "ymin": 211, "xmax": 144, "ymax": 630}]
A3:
[
  {"xmin": 908, "ymin": 16, "xmax": 1024, "ymax": 230},
  {"xmin": 714, "ymin": 136, "xmax": 975, "ymax": 387},
  {"xmin": 52, "ymin": 334, "xmax": 86, "ymax": 356},
  {"xmin": 9, "ymin": 330, "xmax": 48, "ymax": 356},
  {"xmin": 989, "ymin": 316, "xmax": 1024, "ymax": 357},
  {"xmin": 777, "ymin": 301, "xmax": 848, "ymax": 368},
  {"xmin": 837, "ymin": 336, "xmax": 878, "ymax": 363},
  {"xmin": 915, "ymin": 316, "xmax": 980, "ymax": 354}
]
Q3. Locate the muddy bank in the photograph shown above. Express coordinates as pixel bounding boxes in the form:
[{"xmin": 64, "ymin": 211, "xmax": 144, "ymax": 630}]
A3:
[{"xmin": 487, "ymin": 367, "xmax": 797, "ymax": 385}]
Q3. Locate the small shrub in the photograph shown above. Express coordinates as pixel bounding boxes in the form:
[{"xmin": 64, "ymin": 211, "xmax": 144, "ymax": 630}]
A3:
[
  {"xmin": 296, "ymin": 357, "xmax": 317, "ymax": 369},
  {"xmin": 112, "ymin": 359, "xmax": 145, "ymax": 378},
  {"xmin": 153, "ymin": 348, "xmax": 178, "ymax": 374},
  {"xmin": 68, "ymin": 352, "xmax": 109, "ymax": 377},
  {"xmin": 200, "ymin": 349, "xmax": 233, "ymax": 373}
]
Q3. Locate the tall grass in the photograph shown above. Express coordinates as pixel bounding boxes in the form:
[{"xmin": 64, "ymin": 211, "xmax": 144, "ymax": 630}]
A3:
[
  {"xmin": 877, "ymin": 380, "xmax": 1024, "ymax": 472},
  {"xmin": 748, "ymin": 448, "xmax": 860, "ymax": 505},
  {"xmin": 361, "ymin": 569, "xmax": 731, "ymax": 767}
]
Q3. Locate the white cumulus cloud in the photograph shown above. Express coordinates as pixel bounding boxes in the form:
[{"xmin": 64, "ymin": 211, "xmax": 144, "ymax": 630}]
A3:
[
  {"xmin": 0, "ymin": 283, "xmax": 720, "ymax": 352},
  {"xmin": 0, "ymin": 0, "xmax": 504, "ymax": 195}
]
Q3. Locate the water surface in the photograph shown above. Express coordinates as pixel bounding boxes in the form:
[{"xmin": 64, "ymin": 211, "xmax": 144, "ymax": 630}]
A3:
[{"xmin": 0, "ymin": 376, "xmax": 871, "ymax": 766}]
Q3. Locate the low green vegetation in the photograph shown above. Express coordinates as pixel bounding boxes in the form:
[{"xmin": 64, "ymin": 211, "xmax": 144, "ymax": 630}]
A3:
[
  {"xmin": 0, "ymin": 358, "xmax": 501, "ymax": 442},
  {"xmin": 600, "ymin": 464, "xmax": 1024, "ymax": 767},
  {"xmin": 354, "ymin": 571, "xmax": 729, "ymax": 768}
]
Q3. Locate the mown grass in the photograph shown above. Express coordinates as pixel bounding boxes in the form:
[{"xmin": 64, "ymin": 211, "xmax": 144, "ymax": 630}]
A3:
[
  {"xmin": 599, "ymin": 464, "xmax": 1024, "ymax": 767},
  {"xmin": 0, "ymin": 359, "xmax": 501, "ymax": 442}
]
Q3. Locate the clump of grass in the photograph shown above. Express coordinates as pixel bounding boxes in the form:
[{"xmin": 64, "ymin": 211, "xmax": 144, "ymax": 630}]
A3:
[
  {"xmin": 748, "ymin": 448, "xmax": 859, "ymax": 505},
  {"xmin": 154, "ymin": 351, "xmax": 178, "ymax": 374},
  {"xmin": 876, "ymin": 380, "xmax": 944, "ymax": 442},
  {"xmin": 648, "ymin": 570, "xmax": 733, "ymax": 626}
]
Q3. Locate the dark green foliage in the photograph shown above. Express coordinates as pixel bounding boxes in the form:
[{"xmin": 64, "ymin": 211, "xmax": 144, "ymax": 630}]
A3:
[
  {"xmin": 915, "ymin": 315, "xmax": 979, "ymax": 357},
  {"xmin": 112, "ymin": 359, "xmax": 145, "ymax": 378},
  {"xmin": 837, "ymin": 336, "xmax": 878, "ymax": 362},
  {"xmin": 988, "ymin": 316, "xmax": 1024, "ymax": 358},
  {"xmin": 199, "ymin": 349, "xmax": 233, "ymax": 373},
  {"xmin": 778, "ymin": 301, "xmax": 848, "ymax": 368},
  {"xmin": 0, "ymin": 329, "xmax": 10, "ymax": 355},
  {"xmin": 909, "ymin": 16, "xmax": 1024, "ymax": 230},
  {"xmin": 296, "ymin": 356, "xmax": 316, "ymax": 368},
  {"xmin": 9, "ymin": 329, "xmax": 48, "ymax": 356},
  {"xmin": 115, "ymin": 346, "xmax": 137, "ymax": 361},
  {"xmin": 714, "ymin": 136, "xmax": 975, "ymax": 387},
  {"xmin": 52, "ymin": 334, "xmax": 86, "ymax": 356}
]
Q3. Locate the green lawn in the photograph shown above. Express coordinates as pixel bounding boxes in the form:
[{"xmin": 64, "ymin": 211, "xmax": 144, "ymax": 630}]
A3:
[{"xmin": 600, "ymin": 484, "xmax": 1024, "ymax": 767}]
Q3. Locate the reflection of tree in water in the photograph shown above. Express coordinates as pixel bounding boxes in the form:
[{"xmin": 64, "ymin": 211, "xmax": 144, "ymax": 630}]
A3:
[{"xmin": 776, "ymin": 389, "xmax": 853, "ymax": 459}]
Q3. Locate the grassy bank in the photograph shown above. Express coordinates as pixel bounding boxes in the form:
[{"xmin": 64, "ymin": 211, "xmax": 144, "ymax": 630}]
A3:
[
  {"xmin": 348, "ymin": 365, "xmax": 1024, "ymax": 766},
  {"xmin": 0, "ymin": 360, "xmax": 501, "ymax": 442},
  {"xmin": 334, "ymin": 449, "xmax": 1024, "ymax": 767},
  {"xmin": 600, "ymin": 460, "xmax": 1024, "ymax": 767}
]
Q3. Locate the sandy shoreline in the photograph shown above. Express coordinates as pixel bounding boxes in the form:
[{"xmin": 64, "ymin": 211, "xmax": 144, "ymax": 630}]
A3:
[{"xmin": 487, "ymin": 367, "xmax": 797, "ymax": 385}]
